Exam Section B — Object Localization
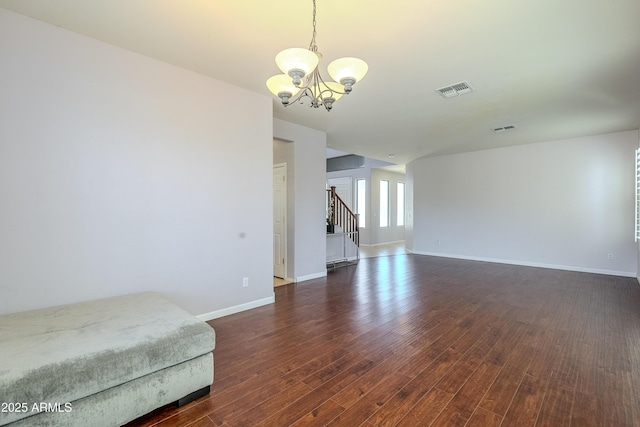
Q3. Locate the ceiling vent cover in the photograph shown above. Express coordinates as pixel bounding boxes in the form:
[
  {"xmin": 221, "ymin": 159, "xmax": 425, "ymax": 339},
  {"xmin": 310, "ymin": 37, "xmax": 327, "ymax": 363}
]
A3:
[
  {"xmin": 436, "ymin": 81, "xmax": 473, "ymax": 98},
  {"xmin": 492, "ymin": 125, "xmax": 517, "ymax": 133}
]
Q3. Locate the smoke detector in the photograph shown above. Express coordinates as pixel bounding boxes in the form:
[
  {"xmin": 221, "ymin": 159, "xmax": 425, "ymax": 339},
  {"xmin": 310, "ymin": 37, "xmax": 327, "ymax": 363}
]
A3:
[
  {"xmin": 491, "ymin": 125, "xmax": 517, "ymax": 133},
  {"xmin": 436, "ymin": 81, "xmax": 473, "ymax": 98}
]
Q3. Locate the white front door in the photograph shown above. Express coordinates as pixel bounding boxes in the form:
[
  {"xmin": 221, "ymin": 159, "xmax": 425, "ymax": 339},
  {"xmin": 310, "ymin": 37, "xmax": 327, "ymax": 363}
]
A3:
[
  {"xmin": 328, "ymin": 177, "xmax": 353, "ymax": 210},
  {"xmin": 273, "ymin": 164, "xmax": 286, "ymax": 279}
]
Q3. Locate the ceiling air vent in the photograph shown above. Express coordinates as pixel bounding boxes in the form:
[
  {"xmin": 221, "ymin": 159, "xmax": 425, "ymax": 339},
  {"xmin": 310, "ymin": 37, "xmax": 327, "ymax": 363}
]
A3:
[
  {"xmin": 436, "ymin": 81, "xmax": 473, "ymax": 98},
  {"xmin": 492, "ymin": 125, "xmax": 517, "ymax": 133}
]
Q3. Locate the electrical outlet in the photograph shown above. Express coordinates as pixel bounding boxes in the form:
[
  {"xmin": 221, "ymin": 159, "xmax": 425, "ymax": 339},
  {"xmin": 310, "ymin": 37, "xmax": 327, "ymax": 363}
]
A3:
[
  {"xmin": 607, "ymin": 253, "xmax": 614, "ymax": 260},
  {"xmin": 242, "ymin": 277, "xmax": 249, "ymax": 287}
]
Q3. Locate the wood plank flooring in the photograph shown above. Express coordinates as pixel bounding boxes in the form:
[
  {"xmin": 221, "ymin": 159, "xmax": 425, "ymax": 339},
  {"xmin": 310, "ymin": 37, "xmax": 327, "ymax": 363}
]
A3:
[{"xmin": 127, "ymin": 254, "xmax": 640, "ymax": 426}]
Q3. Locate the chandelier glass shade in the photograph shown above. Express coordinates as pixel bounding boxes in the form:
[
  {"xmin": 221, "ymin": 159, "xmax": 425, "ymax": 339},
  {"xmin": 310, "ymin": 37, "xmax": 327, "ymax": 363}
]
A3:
[
  {"xmin": 266, "ymin": 74, "xmax": 301, "ymax": 104},
  {"xmin": 266, "ymin": 0, "xmax": 368, "ymax": 111},
  {"xmin": 275, "ymin": 48, "xmax": 319, "ymax": 86}
]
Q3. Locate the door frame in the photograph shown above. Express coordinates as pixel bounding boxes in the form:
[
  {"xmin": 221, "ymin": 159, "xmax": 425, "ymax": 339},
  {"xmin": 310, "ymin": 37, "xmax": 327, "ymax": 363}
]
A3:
[{"xmin": 273, "ymin": 163, "xmax": 287, "ymax": 279}]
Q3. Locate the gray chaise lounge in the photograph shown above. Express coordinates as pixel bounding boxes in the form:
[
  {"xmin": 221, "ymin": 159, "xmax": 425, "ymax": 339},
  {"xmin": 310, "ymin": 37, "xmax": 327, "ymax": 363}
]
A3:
[{"xmin": 0, "ymin": 292, "xmax": 215, "ymax": 427}]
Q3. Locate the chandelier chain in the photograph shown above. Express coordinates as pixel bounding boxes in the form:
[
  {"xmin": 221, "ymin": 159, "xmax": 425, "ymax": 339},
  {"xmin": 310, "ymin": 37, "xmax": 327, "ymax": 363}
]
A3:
[{"xmin": 309, "ymin": 0, "xmax": 318, "ymax": 52}]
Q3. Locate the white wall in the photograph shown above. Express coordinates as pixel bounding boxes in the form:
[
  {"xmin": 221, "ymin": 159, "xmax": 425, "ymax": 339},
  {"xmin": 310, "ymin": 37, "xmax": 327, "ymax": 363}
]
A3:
[
  {"xmin": 408, "ymin": 130, "xmax": 639, "ymax": 277},
  {"xmin": 0, "ymin": 9, "xmax": 274, "ymax": 316},
  {"xmin": 405, "ymin": 162, "xmax": 415, "ymax": 251},
  {"xmin": 273, "ymin": 119, "xmax": 327, "ymax": 282}
]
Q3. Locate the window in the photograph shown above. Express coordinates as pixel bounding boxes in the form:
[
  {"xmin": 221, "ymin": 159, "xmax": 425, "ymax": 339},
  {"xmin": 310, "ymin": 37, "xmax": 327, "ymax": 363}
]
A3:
[
  {"xmin": 356, "ymin": 179, "xmax": 366, "ymax": 228},
  {"xmin": 397, "ymin": 182, "xmax": 405, "ymax": 226},
  {"xmin": 380, "ymin": 180, "xmax": 389, "ymax": 228}
]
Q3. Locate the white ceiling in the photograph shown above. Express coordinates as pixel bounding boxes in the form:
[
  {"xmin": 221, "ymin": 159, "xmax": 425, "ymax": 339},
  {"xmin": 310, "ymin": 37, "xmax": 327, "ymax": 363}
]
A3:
[{"xmin": 1, "ymin": 0, "xmax": 639, "ymax": 165}]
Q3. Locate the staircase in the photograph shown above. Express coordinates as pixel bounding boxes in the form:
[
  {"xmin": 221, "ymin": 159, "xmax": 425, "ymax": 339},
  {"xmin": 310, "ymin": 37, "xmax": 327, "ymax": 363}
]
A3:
[{"xmin": 326, "ymin": 186, "xmax": 359, "ymax": 265}]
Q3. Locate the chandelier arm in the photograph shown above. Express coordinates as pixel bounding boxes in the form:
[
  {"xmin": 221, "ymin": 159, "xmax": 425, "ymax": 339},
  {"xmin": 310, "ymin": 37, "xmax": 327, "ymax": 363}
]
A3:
[
  {"xmin": 279, "ymin": 74, "xmax": 320, "ymax": 110},
  {"xmin": 284, "ymin": 69, "xmax": 321, "ymax": 107},
  {"xmin": 314, "ymin": 71, "xmax": 349, "ymax": 96},
  {"xmin": 287, "ymin": 87, "xmax": 313, "ymax": 107}
]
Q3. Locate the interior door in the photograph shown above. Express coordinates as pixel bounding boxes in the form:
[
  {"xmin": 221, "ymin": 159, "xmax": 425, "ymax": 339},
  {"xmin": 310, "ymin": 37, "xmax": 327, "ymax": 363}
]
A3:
[{"xmin": 273, "ymin": 164, "xmax": 286, "ymax": 279}]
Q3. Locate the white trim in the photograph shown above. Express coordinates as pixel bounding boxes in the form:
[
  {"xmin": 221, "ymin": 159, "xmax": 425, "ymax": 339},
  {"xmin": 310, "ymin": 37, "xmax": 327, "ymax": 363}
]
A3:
[
  {"xmin": 355, "ymin": 178, "xmax": 367, "ymax": 229},
  {"xmin": 636, "ymin": 148, "xmax": 640, "ymax": 241},
  {"xmin": 196, "ymin": 294, "xmax": 275, "ymax": 321},
  {"xmin": 411, "ymin": 251, "xmax": 637, "ymax": 278},
  {"xmin": 295, "ymin": 271, "xmax": 327, "ymax": 282},
  {"xmin": 379, "ymin": 180, "xmax": 390, "ymax": 228},
  {"xmin": 397, "ymin": 181, "xmax": 405, "ymax": 227}
]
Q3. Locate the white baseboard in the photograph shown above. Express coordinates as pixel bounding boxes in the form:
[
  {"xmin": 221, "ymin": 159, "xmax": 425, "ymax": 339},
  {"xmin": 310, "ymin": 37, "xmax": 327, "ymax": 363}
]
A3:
[
  {"xmin": 196, "ymin": 294, "xmax": 275, "ymax": 321},
  {"xmin": 295, "ymin": 271, "xmax": 327, "ymax": 282},
  {"xmin": 327, "ymin": 256, "xmax": 359, "ymax": 262},
  {"xmin": 411, "ymin": 251, "xmax": 637, "ymax": 278}
]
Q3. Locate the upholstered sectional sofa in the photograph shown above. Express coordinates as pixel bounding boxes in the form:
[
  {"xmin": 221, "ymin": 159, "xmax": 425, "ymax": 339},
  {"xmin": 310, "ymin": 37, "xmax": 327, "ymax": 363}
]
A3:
[{"xmin": 0, "ymin": 292, "xmax": 216, "ymax": 427}]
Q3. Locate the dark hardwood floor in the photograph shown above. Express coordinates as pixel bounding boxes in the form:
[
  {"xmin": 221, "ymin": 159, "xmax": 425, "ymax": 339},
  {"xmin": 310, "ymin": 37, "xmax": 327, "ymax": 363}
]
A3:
[{"xmin": 128, "ymin": 254, "xmax": 640, "ymax": 426}]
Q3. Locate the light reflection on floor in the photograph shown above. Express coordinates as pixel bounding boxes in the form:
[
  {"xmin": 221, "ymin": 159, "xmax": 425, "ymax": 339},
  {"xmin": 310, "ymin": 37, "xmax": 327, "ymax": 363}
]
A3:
[
  {"xmin": 348, "ymin": 242, "xmax": 413, "ymax": 315},
  {"xmin": 358, "ymin": 241, "xmax": 407, "ymax": 258},
  {"xmin": 273, "ymin": 240, "xmax": 409, "ymax": 298}
]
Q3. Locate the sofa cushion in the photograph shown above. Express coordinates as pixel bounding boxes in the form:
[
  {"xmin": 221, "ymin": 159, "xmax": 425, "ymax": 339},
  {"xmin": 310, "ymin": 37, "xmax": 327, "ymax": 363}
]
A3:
[
  {"xmin": 0, "ymin": 292, "xmax": 215, "ymax": 425},
  {"xmin": 7, "ymin": 353, "xmax": 214, "ymax": 427}
]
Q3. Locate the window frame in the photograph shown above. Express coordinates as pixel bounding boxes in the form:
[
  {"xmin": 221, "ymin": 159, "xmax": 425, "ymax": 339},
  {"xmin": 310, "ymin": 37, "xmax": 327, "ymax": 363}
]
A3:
[
  {"xmin": 379, "ymin": 180, "xmax": 390, "ymax": 228},
  {"xmin": 356, "ymin": 179, "xmax": 366, "ymax": 228},
  {"xmin": 397, "ymin": 182, "xmax": 405, "ymax": 227}
]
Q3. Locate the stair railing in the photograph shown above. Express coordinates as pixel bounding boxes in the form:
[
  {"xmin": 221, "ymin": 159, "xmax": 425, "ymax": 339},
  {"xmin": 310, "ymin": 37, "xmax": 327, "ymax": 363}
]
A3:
[{"xmin": 327, "ymin": 186, "xmax": 359, "ymax": 247}]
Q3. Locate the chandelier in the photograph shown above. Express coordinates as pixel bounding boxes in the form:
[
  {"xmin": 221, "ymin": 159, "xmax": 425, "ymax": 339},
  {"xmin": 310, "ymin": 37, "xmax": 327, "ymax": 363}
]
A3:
[{"xmin": 266, "ymin": 0, "xmax": 368, "ymax": 111}]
